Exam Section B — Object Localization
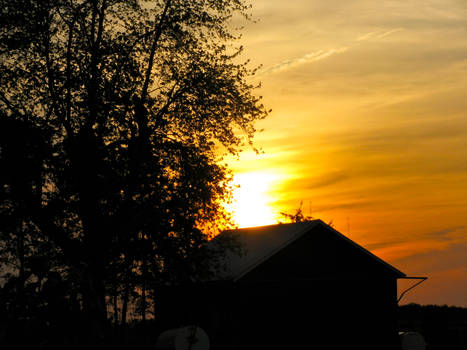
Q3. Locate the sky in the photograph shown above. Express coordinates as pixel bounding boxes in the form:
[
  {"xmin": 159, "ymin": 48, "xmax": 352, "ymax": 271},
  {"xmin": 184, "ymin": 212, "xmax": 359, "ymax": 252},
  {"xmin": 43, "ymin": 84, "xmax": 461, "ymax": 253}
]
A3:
[{"xmin": 226, "ymin": 0, "xmax": 467, "ymax": 307}]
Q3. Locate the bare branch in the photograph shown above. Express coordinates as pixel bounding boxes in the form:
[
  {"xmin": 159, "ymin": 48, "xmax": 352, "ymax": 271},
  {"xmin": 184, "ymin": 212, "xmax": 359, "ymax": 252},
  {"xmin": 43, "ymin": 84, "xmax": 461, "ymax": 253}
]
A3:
[
  {"xmin": 0, "ymin": 91, "xmax": 25, "ymax": 117},
  {"xmin": 140, "ymin": 0, "xmax": 173, "ymax": 103}
]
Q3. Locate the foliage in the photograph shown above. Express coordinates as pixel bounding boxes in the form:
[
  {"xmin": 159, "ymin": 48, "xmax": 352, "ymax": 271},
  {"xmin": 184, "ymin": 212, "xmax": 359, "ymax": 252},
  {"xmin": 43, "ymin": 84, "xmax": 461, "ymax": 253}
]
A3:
[
  {"xmin": 0, "ymin": 0, "xmax": 267, "ymax": 345},
  {"xmin": 279, "ymin": 201, "xmax": 313, "ymax": 223}
]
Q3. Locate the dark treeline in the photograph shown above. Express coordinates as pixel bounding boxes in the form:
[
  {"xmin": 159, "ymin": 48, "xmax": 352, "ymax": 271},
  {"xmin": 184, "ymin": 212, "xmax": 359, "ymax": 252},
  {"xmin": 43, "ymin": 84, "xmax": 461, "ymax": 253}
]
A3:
[
  {"xmin": 3, "ymin": 298, "xmax": 466, "ymax": 349},
  {"xmin": 398, "ymin": 303, "xmax": 467, "ymax": 350}
]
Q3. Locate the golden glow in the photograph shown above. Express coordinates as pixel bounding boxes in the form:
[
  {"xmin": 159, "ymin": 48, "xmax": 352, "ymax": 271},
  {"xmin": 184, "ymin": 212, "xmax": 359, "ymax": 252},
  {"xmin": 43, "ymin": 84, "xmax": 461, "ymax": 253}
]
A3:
[
  {"xmin": 226, "ymin": 0, "xmax": 467, "ymax": 307},
  {"xmin": 228, "ymin": 171, "xmax": 280, "ymax": 228}
]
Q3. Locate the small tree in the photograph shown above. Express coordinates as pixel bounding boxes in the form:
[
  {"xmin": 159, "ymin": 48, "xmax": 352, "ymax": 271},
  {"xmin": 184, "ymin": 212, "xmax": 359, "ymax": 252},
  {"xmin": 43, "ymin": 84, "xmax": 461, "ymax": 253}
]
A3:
[
  {"xmin": 0, "ymin": 0, "xmax": 268, "ymax": 345},
  {"xmin": 280, "ymin": 201, "xmax": 313, "ymax": 223}
]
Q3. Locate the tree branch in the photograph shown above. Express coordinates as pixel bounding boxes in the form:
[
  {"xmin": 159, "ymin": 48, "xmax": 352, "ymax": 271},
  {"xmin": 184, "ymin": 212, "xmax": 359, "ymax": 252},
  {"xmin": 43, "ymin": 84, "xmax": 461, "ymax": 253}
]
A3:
[
  {"xmin": 86, "ymin": 0, "xmax": 107, "ymax": 129},
  {"xmin": 140, "ymin": 0, "xmax": 173, "ymax": 103},
  {"xmin": 0, "ymin": 92, "xmax": 25, "ymax": 117},
  {"xmin": 65, "ymin": 17, "xmax": 76, "ymax": 128},
  {"xmin": 29, "ymin": 204, "xmax": 84, "ymax": 268}
]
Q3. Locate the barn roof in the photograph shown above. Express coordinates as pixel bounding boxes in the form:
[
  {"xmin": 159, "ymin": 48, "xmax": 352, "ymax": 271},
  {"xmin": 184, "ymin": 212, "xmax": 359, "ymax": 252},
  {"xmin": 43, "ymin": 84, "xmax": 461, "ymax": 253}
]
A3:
[{"xmin": 212, "ymin": 219, "xmax": 405, "ymax": 281}]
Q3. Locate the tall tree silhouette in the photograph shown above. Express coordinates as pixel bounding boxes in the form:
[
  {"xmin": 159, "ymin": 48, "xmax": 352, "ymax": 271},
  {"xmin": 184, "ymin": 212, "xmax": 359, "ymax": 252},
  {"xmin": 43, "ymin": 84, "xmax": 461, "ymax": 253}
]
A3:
[{"xmin": 0, "ymin": 0, "xmax": 267, "ymax": 345}]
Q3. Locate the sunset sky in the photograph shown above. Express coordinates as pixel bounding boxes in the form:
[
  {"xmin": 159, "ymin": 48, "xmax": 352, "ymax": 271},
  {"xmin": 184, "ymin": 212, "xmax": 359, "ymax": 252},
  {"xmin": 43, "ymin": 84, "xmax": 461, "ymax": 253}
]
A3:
[{"xmin": 226, "ymin": 0, "xmax": 467, "ymax": 307}]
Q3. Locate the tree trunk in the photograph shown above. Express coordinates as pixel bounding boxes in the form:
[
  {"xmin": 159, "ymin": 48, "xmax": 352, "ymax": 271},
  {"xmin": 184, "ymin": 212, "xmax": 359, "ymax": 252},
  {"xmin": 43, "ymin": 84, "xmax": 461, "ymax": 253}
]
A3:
[
  {"xmin": 141, "ymin": 284, "xmax": 146, "ymax": 322},
  {"xmin": 113, "ymin": 295, "xmax": 119, "ymax": 326},
  {"xmin": 81, "ymin": 269, "xmax": 108, "ymax": 346},
  {"xmin": 121, "ymin": 282, "xmax": 129, "ymax": 327},
  {"xmin": 119, "ymin": 279, "xmax": 130, "ymax": 346},
  {"xmin": 141, "ymin": 259, "xmax": 147, "ymax": 321},
  {"xmin": 16, "ymin": 221, "xmax": 25, "ymax": 317}
]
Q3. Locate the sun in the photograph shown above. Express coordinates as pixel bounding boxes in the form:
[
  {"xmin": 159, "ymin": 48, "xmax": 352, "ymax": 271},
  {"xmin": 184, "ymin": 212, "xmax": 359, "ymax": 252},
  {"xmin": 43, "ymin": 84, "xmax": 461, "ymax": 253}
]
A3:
[{"xmin": 228, "ymin": 171, "xmax": 280, "ymax": 228}]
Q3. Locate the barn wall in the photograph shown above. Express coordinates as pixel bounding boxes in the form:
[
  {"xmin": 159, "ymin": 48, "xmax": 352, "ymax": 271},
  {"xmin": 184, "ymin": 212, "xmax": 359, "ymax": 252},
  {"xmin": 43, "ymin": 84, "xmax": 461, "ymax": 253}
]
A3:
[
  {"xmin": 157, "ymin": 278, "xmax": 400, "ymax": 350},
  {"xmin": 221, "ymin": 278, "xmax": 400, "ymax": 350},
  {"xmin": 155, "ymin": 224, "xmax": 402, "ymax": 350}
]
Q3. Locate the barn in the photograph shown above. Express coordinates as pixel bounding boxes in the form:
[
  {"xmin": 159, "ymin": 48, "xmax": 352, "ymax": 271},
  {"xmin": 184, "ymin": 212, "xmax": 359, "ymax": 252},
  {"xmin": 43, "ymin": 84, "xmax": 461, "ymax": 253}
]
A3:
[{"xmin": 157, "ymin": 220, "xmax": 406, "ymax": 350}]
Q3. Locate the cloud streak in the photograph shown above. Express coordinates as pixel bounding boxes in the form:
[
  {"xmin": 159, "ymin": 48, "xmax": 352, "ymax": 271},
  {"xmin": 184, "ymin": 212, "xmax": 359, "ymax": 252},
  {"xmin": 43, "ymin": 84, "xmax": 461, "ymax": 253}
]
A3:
[
  {"xmin": 426, "ymin": 226, "xmax": 465, "ymax": 241},
  {"xmin": 260, "ymin": 27, "xmax": 403, "ymax": 75},
  {"xmin": 260, "ymin": 47, "xmax": 348, "ymax": 75},
  {"xmin": 356, "ymin": 28, "xmax": 404, "ymax": 41}
]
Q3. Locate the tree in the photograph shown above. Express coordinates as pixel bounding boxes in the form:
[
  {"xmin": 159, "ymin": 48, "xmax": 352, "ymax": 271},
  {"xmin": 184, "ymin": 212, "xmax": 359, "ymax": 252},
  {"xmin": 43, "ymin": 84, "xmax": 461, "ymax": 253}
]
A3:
[
  {"xmin": 280, "ymin": 201, "xmax": 313, "ymax": 223},
  {"xmin": 0, "ymin": 0, "xmax": 267, "ymax": 345}
]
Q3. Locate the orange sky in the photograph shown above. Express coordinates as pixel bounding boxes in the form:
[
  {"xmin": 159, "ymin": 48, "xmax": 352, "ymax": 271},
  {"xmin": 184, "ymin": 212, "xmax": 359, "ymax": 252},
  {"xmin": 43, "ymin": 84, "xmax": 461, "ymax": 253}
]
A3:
[{"xmin": 226, "ymin": 0, "xmax": 467, "ymax": 307}]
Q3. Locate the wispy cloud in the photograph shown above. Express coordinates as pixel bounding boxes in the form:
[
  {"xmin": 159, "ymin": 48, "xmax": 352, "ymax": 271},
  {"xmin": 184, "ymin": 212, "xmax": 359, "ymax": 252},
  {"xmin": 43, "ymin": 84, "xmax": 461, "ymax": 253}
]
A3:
[
  {"xmin": 377, "ymin": 28, "xmax": 404, "ymax": 39},
  {"xmin": 356, "ymin": 31, "xmax": 379, "ymax": 42},
  {"xmin": 426, "ymin": 226, "xmax": 465, "ymax": 241},
  {"xmin": 356, "ymin": 28, "xmax": 404, "ymax": 41},
  {"xmin": 260, "ymin": 47, "xmax": 348, "ymax": 75},
  {"xmin": 260, "ymin": 27, "xmax": 403, "ymax": 76},
  {"xmin": 293, "ymin": 171, "xmax": 350, "ymax": 190}
]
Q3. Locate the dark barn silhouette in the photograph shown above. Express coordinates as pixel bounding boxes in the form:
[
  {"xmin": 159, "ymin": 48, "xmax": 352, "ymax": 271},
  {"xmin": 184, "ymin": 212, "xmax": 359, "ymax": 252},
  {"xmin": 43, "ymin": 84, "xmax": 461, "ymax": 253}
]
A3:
[{"xmin": 157, "ymin": 220, "xmax": 405, "ymax": 350}]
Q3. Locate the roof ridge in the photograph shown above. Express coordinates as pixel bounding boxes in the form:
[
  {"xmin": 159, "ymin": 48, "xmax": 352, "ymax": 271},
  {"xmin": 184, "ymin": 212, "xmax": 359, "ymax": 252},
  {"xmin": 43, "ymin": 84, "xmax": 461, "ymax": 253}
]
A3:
[
  {"xmin": 322, "ymin": 223, "xmax": 406, "ymax": 278},
  {"xmin": 233, "ymin": 220, "xmax": 319, "ymax": 281},
  {"xmin": 212, "ymin": 219, "xmax": 405, "ymax": 282}
]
